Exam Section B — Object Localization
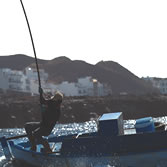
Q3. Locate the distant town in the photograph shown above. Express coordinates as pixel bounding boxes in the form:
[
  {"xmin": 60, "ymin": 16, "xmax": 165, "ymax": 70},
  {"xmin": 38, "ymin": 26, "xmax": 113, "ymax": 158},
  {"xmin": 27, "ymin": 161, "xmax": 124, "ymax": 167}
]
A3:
[
  {"xmin": 0, "ymin": 67, "xmax": 112, "ymax": 96},
  {"xmin": 142, "ymin": 77, "xmax": 167, "ymax": 95},
  {"xmin": 0, "ymin": 67, "xmax": 167, "ymax": 96}
]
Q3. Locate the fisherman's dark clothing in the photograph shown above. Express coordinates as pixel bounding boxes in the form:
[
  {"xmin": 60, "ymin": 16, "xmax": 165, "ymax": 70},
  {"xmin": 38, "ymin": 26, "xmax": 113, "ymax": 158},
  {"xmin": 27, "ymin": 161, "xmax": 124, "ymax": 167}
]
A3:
[
  {"xmin": 25, "ymin": 122, "xmax": 45, "ymax": 144},
  {"xmin": 25, "ymin": 95, "xmax": 61, "ymax": 146},
  {"xmin": 40, "ymin": 96, "xmax": 61, "ymax": 135}
]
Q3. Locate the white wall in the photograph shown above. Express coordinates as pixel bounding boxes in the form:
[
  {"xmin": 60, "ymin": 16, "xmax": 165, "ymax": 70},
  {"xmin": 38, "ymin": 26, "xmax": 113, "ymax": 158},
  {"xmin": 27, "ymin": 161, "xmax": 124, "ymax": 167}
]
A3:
[
  {"xmin": 0, "ymin": 68, "xmax": 112, "ymax": 96},
  {"xmin": 25, "ymin": 67, "xmax": 48, "ymax": 82},
  {"xmin": 56, "ymin": 82, "xmax": 78, "ymax": 96}
]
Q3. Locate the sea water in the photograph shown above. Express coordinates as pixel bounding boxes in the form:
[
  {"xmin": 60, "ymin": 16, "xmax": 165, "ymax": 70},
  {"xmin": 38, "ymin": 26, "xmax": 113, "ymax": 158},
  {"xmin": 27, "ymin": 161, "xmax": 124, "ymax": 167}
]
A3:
[{"xmin": 0, "ymin": 118, "xmax": 166, "ymax": 167}]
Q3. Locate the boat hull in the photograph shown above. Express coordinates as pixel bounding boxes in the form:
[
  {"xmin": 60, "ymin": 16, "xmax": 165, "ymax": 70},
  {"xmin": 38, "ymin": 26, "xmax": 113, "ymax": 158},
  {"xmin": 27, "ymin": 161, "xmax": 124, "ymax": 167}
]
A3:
[{"xmin": 9, "ymin": 141, "xmax": 167, "ymax": 167}]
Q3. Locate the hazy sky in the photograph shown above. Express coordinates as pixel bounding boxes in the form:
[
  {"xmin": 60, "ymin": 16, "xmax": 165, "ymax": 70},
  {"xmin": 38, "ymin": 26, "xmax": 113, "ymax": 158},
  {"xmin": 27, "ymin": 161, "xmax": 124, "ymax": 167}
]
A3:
[{"xmin": 0, "ymin": 0, "xmax": 167, "ymax": 78}]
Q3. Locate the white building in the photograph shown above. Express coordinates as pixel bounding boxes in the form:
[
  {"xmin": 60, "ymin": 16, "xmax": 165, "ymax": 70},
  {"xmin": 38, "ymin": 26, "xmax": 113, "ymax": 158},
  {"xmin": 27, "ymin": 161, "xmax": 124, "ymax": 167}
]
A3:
[
  {"xmin": 24, "ymin": 67, "xmax": 49, "ymax": 95},
  {"xmin": 25, "ymin": 67, "xmax": 48, "ymax": 82},
  {"xmin": 0, "ymin": 67, "xmax": 48, "ymax": 94},
  {"xmin": 0, "ymin": 68, "xmax": 25, "ymax": 92},
  {"xmin": 0, "ymin": 67, "xmax": 112, "ymax": 96},
  {"xmin": 50, "ymin": 76, "xmax": 112, "ymax": 97},
  {"xmin": 142, "ymin": 77, "xmax": 167, "ymax": 94}
]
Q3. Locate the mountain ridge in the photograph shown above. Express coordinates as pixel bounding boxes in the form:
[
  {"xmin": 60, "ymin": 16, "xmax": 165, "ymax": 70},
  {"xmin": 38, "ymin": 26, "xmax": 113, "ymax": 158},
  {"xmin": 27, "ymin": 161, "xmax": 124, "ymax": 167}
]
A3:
[{"xmin": 0, "ymin": 54, "xmax": 157, "ymax": 94}]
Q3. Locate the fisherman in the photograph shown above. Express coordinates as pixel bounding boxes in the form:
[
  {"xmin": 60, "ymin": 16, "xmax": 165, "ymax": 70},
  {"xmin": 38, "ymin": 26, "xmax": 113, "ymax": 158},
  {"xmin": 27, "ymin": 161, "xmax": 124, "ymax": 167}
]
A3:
[{"xmin": 24, "ymin": 87, "xmax": 63, "ymax": 153}]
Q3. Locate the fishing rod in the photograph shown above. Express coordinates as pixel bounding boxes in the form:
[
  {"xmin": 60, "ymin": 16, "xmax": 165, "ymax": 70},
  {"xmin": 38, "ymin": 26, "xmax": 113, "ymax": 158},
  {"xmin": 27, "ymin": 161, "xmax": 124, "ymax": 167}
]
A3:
[
  {"xmin": 0, "ymin": 2, "xmax": 43, "ymax": 160},
  {"xmin": 20, "ymin": 0, "xmax": 41, "ymax": 89}
]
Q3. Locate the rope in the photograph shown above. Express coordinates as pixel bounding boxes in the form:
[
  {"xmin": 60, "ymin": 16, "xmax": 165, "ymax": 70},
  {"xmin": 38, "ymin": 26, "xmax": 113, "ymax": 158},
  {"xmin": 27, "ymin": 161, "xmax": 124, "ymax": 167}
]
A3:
[{"xmin": 20, "ymin": 0, "xmax": 41, "ymax": 89}]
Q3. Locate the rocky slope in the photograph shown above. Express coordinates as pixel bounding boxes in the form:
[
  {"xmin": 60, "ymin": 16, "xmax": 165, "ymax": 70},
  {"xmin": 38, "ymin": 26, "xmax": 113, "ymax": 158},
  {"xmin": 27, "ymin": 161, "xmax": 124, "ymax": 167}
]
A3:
[{"xmin": 0, "ymin": 91, "xmax": 166, "ymax": 128}]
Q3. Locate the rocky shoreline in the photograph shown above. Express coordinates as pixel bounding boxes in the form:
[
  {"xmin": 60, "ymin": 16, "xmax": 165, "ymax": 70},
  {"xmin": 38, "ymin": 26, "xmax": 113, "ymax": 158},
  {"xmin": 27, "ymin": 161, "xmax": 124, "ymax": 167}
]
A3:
[{"xmin": 0, "ymin": 91, "xmax": 167, "ymax": 128}]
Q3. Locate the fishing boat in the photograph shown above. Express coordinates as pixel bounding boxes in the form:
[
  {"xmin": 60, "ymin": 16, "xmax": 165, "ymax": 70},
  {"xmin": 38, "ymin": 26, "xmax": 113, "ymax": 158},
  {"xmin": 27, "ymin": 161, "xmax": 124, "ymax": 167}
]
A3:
[{"xmin": 1, "ymin": 112, "xmax": 167, "ymax": 167}]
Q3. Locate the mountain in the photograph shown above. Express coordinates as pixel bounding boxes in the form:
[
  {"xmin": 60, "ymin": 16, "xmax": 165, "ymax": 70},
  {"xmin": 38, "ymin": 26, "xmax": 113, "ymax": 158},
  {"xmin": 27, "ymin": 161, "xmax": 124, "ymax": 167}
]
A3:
[
  {"xmin": 0, "ymin": 54, "xmax": 47, "ymax": 70},
  {"xmin": 41, "ymin": 57, "xmax": 156, "ymax": 94},
  {"xmin": 95, "ymin": 61, "xmax": 155, "ymax": 94},
  {"xmin": 42, "ymin": 57, "xmax": 95, "ymax": 83},
  {"xmin": 0, "ymin": 54, "xmax": 157, "ymax": 94}
]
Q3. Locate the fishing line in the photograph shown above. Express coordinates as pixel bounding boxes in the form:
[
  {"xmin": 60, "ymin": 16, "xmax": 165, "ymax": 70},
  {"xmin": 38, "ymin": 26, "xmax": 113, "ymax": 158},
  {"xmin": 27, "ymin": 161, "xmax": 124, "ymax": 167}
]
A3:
[{"xmin": 19, "ymin": 0, "xmax": 41, "ymax": 89}]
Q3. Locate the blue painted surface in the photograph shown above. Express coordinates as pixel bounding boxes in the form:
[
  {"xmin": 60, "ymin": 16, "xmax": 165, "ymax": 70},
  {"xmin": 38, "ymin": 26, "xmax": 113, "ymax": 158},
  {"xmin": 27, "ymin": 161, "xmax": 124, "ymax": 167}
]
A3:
[
  {"xmin": 1, "ymin": 112, "xmax": 167, "ymax": 167},
  {"xmin": 135, "ymin": 117, "xmax": 155, "ymax": 133},
  {"xmin": 0, "ymin": 137, "xmax": 12, "ymax": 160},
  {"xmin": 136, "ymin": 117, "xmax": 153, "ymax": 124},
  {"xmin": 8, "ymin": 130, "xmax": 167, "ymax": 158},
  {"xmin": 1, "ymin": 117, "xmax": 167, "ymax": 167}
]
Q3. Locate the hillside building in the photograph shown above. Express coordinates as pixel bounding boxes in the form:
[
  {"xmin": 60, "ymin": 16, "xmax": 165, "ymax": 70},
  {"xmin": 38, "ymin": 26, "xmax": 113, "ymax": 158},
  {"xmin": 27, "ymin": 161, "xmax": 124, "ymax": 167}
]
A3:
[
  {"xmin": 24, "ymin": 67, "xmax": 48, "ymax": 95},
  {"xmin": 0, "ymin": 68, "xmax": 48, "ymax": 94},
  {"xmin": 46, "ymin": 76, "xmax": 112, "ymax": 96},
  {"xmin": 0, "ymin": 67, "xmax": 112, "ymax": 96},
  {"xmin": 142, "ymin": 77, "xmax": 167, "ymax": 94},
  {"xmin": 0, "ymin": 68, "xmax": 24, "ymax": 92}
]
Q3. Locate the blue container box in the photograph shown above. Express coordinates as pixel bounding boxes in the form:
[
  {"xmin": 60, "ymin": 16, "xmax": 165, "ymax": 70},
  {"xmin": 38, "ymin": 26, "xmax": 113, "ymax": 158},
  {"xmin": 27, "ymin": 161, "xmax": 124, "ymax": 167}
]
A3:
[
  {"xmin": 98, "ymin": 112, "xmax": 124, "ymax": 136},
  {"xmin": 135, "ymin": 117, "xmax": 155, "ymax": 133}
]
